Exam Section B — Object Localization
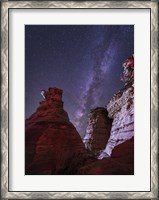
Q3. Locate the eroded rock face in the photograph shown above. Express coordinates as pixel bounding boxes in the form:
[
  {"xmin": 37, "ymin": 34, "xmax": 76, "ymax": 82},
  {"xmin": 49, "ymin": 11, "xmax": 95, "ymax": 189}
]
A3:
[
  {"xmin": 25, "ymin": 87, "xmax": 87, "ymax": 175},
  {"xmin": 98, "ymin": 55, "xmax": 134, "ymax": 159},
  {"xmin": 83, "ymin": 107, "xmax": 112, "ymax": 156},
  {"xmin": 121, "ymin": 55, "xmax": 134, "ymax": 85}
]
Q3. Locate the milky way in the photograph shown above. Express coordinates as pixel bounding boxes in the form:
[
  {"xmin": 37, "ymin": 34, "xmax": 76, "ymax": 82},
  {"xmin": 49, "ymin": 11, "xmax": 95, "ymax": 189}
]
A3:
[{"xmin": 25, "ymin": 25, "xmax": 134, "ymax": 137}]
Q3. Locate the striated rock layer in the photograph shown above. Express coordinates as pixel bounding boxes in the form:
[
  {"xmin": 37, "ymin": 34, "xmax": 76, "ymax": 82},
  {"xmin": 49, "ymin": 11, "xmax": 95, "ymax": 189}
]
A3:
[
  {"xmin": 25, "ymin": 88, "xmax": 88, "ymax": 175},
  {"xmin": 98, "ymin": 55, "xmax": 134, "ymax": 159},
  {"xmin": 83, "ymin": 107, "xmax": 112, "ymax": 156}
]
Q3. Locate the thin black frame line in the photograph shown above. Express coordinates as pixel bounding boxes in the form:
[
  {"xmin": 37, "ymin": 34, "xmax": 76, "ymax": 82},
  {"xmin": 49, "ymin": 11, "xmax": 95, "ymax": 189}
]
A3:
[
  {"xmin": 25, "ymin": 24, "xmax": 135, "ymax": 25},
  {"xmin": 24, "ymin": 25, "xmax": 26, "ymax": 178},
  {"xmin": 8, "ymin": 7, "xmax": 151, "ymax": 193}
]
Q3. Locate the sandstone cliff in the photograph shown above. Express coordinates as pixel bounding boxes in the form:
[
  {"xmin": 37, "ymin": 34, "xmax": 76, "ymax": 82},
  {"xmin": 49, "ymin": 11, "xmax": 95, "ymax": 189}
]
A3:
[
  {"xmin": 25, "ymin": 88, "xmax": 88, "ymax": 175},
  {"xmin": 98, "ymin": 55, "xmax": 134, "ymax": 159}
]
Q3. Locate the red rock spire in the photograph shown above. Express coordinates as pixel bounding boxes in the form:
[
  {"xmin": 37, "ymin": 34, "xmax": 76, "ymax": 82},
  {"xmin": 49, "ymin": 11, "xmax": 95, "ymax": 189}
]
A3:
[{"xmin": 39, "ymin": 87, "xmax": 64, "ymax": 111}]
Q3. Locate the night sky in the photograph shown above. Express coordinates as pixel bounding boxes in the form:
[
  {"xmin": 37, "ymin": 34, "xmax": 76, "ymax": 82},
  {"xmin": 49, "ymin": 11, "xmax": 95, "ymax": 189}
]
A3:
[{"xmin": 25, "ymin": 25, "xmax": 134, "ymax": 138}]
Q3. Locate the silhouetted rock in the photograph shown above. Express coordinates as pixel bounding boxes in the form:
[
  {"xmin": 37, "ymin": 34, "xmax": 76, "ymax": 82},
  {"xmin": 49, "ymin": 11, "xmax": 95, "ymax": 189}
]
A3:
[
  {"xmin": 83, "ymin": 107, "xmax": 112, "ymax": 156},
  {"xmin": 25, "ymin": 88, "xmax": 88, "ymax": 175}
]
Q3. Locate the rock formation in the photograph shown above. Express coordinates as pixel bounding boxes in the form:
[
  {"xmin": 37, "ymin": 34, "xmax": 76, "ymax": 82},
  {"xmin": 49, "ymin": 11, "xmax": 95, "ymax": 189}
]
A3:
[
  {"xmin": 25, "ymin": 87, "xmax": 88, "ymax": 175},
  {"xmin": 98, "ymin": 55, "xmax": 134, "ymax": 159},
  {"xmin": 79, "ymin": 137, "xmax": 134, "ymax": 175},
  {"xmin": 83, "ymin": 107, "xmax": 112, "ymax": 156},
  {"xmin": 25, "ymin": 55, "xmax": 134, "ymax": 175}
]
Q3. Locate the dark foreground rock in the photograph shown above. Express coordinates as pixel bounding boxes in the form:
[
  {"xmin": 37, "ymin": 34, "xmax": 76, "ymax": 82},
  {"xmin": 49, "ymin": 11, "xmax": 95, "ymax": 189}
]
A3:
[{"xmin": 79, "ymin": 137, "xmax": 134, "ymax": 175}]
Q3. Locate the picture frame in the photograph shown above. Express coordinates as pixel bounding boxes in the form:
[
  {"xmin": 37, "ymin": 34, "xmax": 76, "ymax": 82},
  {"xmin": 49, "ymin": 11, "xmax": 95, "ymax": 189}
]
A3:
[{"xmin": 1, "ymin": 0, "xmax": 158, "ymax": 199}]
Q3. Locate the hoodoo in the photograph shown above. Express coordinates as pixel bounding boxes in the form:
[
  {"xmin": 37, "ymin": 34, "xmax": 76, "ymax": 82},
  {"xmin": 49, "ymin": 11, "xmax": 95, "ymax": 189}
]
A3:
[{"xmin": 25, "ymin": 87, "xmax": 87, "ymax": 175}]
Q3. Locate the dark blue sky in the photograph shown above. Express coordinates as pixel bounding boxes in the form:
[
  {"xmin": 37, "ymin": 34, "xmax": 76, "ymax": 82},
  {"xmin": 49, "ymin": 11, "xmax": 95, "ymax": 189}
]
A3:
[{"xmin": 25, "ymin": 25, "xmax": 134, "ymax": 137}]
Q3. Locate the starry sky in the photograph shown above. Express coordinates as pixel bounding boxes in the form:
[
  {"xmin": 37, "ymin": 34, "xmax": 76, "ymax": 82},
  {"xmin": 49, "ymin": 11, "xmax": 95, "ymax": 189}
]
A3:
[{"xmin": 25, "ymin": 25, "xmax": 134, "ymax": 138}]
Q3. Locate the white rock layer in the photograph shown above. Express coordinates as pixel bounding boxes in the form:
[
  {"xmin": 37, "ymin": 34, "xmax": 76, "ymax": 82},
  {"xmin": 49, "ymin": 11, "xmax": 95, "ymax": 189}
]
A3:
[{"xmin": 98, "ymin": 55, "xmax": 134, "ymax": 159}]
